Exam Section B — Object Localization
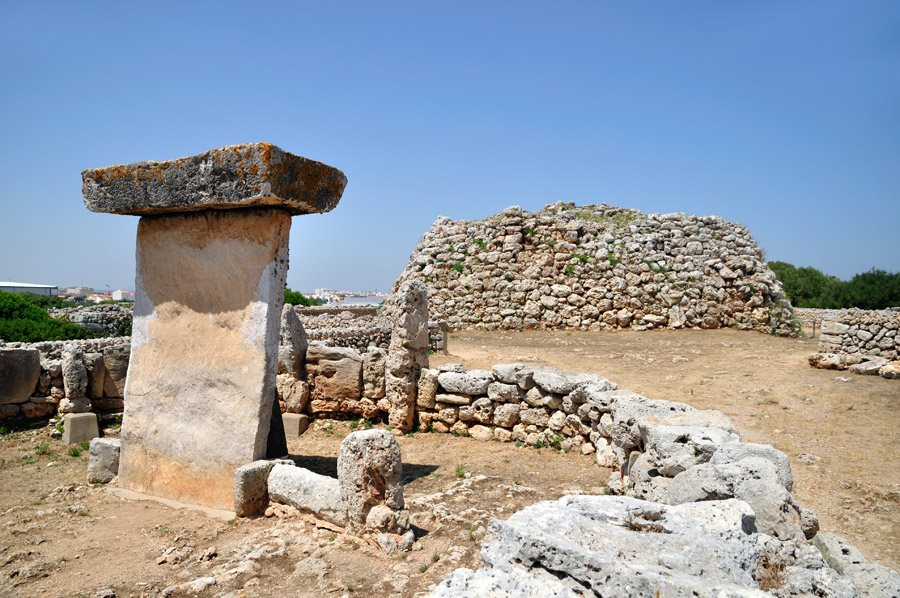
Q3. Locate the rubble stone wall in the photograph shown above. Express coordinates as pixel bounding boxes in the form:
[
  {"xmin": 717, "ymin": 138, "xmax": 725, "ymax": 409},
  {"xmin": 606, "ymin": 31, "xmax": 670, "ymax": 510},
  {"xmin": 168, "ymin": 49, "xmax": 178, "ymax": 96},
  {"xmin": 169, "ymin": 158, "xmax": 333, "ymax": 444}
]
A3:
[
  {"xmin": 47, "ymin": 304, "xmax": 133, "ymax": 337},
  {"xmin": 0, "ymin": 337, "xmax": 130, "ymax": 420},
  {"xmin": 386, "ymin": 203, "xmax": 795, "ymax": 334},
  {"xmin": 808, "ymin": 307, "xmax": 900, "ymax": 378}
]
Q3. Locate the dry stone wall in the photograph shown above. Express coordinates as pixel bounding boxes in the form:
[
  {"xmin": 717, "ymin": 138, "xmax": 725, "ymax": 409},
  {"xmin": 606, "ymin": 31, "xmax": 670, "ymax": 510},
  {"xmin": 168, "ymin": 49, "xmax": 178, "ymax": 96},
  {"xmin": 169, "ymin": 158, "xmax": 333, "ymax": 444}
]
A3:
[
  {"xmin": 808, "ymin": 307, "xmax": 900, "ymax": 378},
  {"xmin": 0, "ymin": 337, "xmax": 130, "ymax": 421},
  {"xmin": 295, "ymin": 306, "xmax": 448, "ymax": 355},
  {"xmin": 47, "ymin": 304, "xmax": 133, "ymax": 337},
  {"xmin": 387, "ymin": 202, "xmax": 795, "ymax": 334}
]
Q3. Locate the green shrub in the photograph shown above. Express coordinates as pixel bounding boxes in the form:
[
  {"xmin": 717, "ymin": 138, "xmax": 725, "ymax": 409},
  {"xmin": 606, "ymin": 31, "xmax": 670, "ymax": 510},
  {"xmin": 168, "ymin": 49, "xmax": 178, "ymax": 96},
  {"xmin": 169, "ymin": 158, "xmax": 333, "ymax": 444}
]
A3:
[
  {"xmin": 0, "ymin": 291, "xmax": 98, "ymax": 342},
  {"xmin": 284, "ymin": 288, "xmax": 325, "ymax": 307}
]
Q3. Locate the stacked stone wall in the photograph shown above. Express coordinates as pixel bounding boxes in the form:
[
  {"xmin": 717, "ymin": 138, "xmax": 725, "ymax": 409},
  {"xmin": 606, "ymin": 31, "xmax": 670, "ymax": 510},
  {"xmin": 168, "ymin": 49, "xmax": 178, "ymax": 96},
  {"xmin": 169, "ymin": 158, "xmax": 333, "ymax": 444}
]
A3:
[
  {"xmin": 808, "ymin": 307, "xmax": 900, "ymax": 378},
  {"xmin": 295, "ymin": 305, "xmax": 447, "ymax": 355},
  {"xmin": 0, "ymin": 337, "xmax": 130, "ymax": 421},
  {"xmin": 47, "ymin": 304, "xmax": 133, "ymax": 337},
  {"xmin": 386, "ymin": 202, "xmax": 795, "ymax": 334}
]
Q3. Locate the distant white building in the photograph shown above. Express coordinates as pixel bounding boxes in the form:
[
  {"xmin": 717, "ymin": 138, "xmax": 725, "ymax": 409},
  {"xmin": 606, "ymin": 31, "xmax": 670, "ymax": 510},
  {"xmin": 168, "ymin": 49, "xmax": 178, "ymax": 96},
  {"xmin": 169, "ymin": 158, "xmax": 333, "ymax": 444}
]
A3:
[
  {"xmin": 0, "ymin": 282, "xmax": 58, "ymax": 296},
  {"xmin": 112, "ymin": 289, "xmax": 135, "ymax": 301}
]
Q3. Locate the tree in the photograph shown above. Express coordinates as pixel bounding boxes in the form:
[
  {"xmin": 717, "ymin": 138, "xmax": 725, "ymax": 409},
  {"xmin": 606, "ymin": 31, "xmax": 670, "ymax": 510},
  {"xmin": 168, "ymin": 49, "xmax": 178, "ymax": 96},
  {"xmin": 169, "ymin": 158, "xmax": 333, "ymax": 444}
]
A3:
[
  {"xmin": 770, "ymin": 262, "xmax": 899, "ymax": 309},
  {"xmin": 284, "ymin": 288, "xmax": 324, "ymax": 307}
]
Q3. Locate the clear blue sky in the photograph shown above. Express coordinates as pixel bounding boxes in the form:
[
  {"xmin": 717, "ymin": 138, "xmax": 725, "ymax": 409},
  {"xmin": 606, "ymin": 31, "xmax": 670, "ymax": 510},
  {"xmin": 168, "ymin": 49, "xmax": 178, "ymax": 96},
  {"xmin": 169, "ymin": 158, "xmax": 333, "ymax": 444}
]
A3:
[{"xmin": 1, "ymin": 1, "xmax": 897, "ymax": 293}]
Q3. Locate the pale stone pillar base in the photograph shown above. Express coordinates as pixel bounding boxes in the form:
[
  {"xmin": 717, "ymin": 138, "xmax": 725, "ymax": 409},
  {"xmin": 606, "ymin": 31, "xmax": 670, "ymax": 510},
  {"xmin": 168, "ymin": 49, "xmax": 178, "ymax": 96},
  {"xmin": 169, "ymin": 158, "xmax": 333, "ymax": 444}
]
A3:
[{"xmin": 119, "ymin": 209, "xmax": 290, "ymax": 509}]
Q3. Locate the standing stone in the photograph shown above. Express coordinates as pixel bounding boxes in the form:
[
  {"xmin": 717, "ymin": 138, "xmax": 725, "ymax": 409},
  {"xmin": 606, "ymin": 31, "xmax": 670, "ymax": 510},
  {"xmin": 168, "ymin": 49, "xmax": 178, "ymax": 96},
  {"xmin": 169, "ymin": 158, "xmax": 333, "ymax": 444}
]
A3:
[
  {"xmin": 87, "ymin": 438, "xmax": 121, "ymax": 484},
  {"xmin": 82, "ymin": 144, "xmax": 346, "ymax": 510},
  {"xmin": 61, "ymin": 343, "xmax": 88, "ymax": 399},
  {"xmin": 363, "ymin": 347, "xmax": 387, "ymax": 399},
  {"xmin": 0, "ymin": 348, "xmax": 40, "ymax": 404},
  {"xmin": 278, "ymin": 304, "xmax": 308, "ymax": 378},
  {"xmin": 385, "ymin": 281, "xmax": 429, "ymax": 431},
  {"xmin": 338, "ymin": 429, "xmax": 407, "ymax": 535},
  {"xmin": 102, "ymin": 344, "xmax": 130, "ymax": 397},
  {"xmin": 84, "ymin": 352, "xmax": 107, "ymax": 399}
]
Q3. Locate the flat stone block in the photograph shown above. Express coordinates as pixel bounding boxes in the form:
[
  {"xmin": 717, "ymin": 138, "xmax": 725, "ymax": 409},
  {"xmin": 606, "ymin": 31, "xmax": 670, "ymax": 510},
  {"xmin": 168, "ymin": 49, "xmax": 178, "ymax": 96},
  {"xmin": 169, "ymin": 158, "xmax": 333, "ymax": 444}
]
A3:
[
  {"xmin": 283, "ymin": 413, "xmax": 310, "ymax": 437},
  {"xmin": 82, "ymin": 143, "xmax": 347, "ymax": 216},
  {"xmin": 0, "ymin": 348, "xmax": 40, "ymax": 404},
  {"xmin": 63, "ymin": 413, "xmax": 99, "ymax": 445},
  {"xmin": 87, "ymin": 438, "xmax": 121, "ymax": 484},
  {"xmin": 234, "ymin": 460, "xmax": 277, "ymax": 517},
  {"xmin": 117, "ymin": 208, "xmax": 290, "ymax": 510}
]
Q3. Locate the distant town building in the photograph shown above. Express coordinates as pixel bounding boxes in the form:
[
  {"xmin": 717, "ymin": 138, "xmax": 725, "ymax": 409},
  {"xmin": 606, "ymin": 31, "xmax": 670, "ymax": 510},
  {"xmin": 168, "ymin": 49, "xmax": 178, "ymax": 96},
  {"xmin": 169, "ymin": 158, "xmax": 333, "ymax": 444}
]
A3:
[
  {"xmin": 60, "ymin": 286, "xmax": 95, "ymax": 297},
  {"xmin": 112, "ymin": 289, "xmax": 135, "ymax": 301},
  {"xmin": 0, "ymin": 282, "xmax": 58, "ymax": 296}
]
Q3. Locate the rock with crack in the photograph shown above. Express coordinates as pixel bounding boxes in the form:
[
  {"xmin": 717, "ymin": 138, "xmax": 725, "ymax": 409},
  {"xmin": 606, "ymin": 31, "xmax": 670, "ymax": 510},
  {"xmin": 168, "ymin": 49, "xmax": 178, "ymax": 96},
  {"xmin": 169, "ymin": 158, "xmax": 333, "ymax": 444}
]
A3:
[
  {"xmin": 430, "ymin": 495, "xmax": 769, "ymax": 597},
  {"xmin": 667, "ymin": 457, "xmax": 811, "ymax": 542}
]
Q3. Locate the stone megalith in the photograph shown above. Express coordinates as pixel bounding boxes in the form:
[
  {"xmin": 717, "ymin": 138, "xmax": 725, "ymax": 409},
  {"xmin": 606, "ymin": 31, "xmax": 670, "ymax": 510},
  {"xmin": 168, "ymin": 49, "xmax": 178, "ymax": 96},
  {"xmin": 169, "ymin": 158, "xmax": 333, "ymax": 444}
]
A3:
[
  {"xmin": 337, "ymin": 429, "xmax": 407, "ymax": 535},
  {"xmin": 81, "ymin": 143, "xmax": 346, "ymax": 510},
  {"xmin": 385, "ymin": 281, "xmax": 429, "ymax": 431}
]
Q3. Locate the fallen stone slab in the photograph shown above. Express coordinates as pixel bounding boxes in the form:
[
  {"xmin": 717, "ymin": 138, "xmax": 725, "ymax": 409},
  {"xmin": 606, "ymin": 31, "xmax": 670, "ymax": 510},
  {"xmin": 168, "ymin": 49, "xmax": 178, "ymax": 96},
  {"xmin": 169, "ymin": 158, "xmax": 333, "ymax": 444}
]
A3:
[
  {"xmin": 267, "ymin": 463, "xmax": 346, "ymax": 526},
  {"xmin": 437, "ymin": 370, "xmax": 493, "ymax": 395},
  {"xmin": 233, "ymin": 460, "xmax": 278, "ymax": 517}
]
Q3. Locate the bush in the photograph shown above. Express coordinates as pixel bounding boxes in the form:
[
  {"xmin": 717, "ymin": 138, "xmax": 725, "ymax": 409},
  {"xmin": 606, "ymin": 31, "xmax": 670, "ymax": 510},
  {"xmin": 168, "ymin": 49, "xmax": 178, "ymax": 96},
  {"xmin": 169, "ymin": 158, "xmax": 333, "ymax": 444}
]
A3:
[
  {"xmin": 284, "ymin": 288, "xmax": 325, "ymax": 307},
  {"xmin": 16, "ymin": 292, "xmax": 70, "ymax": 310},
  {"xmin": 770, "ymin": 262, "xmax": 900, "ymax": 309},
  {"xmin": 0, "ymin": 291, "xmax": 98, "ymax": 342}
]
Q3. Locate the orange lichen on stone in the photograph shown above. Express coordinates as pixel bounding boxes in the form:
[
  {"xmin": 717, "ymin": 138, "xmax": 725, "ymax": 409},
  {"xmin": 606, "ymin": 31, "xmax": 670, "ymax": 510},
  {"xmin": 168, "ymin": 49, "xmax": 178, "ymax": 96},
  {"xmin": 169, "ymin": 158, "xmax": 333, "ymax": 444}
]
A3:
[{"xmin": 81, "ymin": 143, "xmax": 347, "ymax": 216}]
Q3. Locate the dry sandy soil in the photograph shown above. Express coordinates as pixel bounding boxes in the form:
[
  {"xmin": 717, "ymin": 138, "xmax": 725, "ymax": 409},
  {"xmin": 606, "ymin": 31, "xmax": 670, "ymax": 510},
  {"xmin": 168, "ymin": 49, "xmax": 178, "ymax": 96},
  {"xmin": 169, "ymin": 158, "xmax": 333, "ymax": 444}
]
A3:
[{"xmin": 0, "ymin": 328, "xmax": 897, "ymax": 597}]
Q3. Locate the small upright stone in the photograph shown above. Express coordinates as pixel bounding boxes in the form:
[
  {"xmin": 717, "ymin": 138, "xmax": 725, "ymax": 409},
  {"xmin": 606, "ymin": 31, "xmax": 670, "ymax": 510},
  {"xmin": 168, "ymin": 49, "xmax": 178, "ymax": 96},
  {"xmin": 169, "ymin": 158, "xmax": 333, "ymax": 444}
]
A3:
[
  {"xmin": 278, "ymin": 304, "xmax": 308, "ymax": 378},
  {"xmin": 87, "ymin": 438, "xmax": 121, "ymax": 484},
  {"xmin": 338, "ymin": 430, "xmax": 407, "ymax": 534},
  {"xmin": 63, "ymin": 413, "xmax": 99, "ymax": 445},
  {"xmin": 234, "ymin": 460, "xmax": 278, "ymax": 517},
  {"xmin": 61, "ymin": 344, "xmax": 88, "ymax": 399},
  {"xmin": 385, "ymin": 281, "xmax": 429, "ymax": 431}
]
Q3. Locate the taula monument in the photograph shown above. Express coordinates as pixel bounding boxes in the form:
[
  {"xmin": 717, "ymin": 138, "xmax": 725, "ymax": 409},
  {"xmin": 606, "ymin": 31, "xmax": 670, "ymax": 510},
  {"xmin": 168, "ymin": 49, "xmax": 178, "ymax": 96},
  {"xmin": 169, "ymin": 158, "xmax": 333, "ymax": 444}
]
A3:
[{"xmin": 81, "ymin": 143, "xmax": 347, "ymax": 510}]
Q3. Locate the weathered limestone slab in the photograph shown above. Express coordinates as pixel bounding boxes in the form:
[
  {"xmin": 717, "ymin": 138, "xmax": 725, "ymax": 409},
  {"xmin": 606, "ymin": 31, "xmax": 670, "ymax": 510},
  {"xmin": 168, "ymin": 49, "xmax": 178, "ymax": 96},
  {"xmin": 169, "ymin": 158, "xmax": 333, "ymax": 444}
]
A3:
[
  {"xmin": 268, "ymin": 463, "xmax": 346, "ymax": 525},
  {"xmin": 82, "ymin": 143, "xmax": 347, "ymax": 216},
  {"xmin": 117, "ymin": 209, "xmax": 290, "ymax": 509},
  {"xmin": 0, "ymin": 348, "xmax": 40, "ymax": 404}
]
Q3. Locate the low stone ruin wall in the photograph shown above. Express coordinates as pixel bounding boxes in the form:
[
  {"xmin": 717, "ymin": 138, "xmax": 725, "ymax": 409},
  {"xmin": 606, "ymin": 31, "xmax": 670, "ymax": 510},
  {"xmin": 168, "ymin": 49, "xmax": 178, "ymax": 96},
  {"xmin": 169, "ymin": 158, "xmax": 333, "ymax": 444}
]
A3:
[
  {"xmin": 793, "ymin": 307, "xmax": 848, "ymax": 328},
  {"xmin": 386, "ymin": 203, "xmax": 796, "ymax": 334},
  {"xmin": 275, "ymin": 349, "xmax": 899, "ymax": 595},
  {"xmin": 47, "ymin": 304, "xmax": 133, "ymax": 337},
  {"xmin": 0, "ymin": 337, "xmax": 130, "ymax": 421},
  {"xmin": 294, "ymin": 305, "xmax": 448, "ymax": 355},
  {"xmin": 807, "ymin": 307, "xmax": 900, "ymax": 379}
]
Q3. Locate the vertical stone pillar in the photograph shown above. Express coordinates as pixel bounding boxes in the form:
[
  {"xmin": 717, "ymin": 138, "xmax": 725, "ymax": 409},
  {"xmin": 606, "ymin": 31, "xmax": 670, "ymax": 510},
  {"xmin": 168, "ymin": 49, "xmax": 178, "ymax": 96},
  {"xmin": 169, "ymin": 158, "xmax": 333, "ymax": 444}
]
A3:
[
  {"xmin": 385, "ymin": 281, "xmax": 429, "ymax": 431},
  {"xmin": 81, "ymin": 143, "xmax": 346, "ymax": 509}
]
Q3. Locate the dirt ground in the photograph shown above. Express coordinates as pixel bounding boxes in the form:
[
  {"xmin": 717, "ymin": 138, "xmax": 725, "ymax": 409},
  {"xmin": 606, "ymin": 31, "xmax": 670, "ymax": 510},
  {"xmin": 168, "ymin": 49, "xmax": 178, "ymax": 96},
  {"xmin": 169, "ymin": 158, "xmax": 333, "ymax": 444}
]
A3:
[{"xmin": 0, "ymin": 328, "xmax": 897, "ymax": 597}]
